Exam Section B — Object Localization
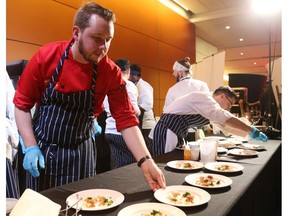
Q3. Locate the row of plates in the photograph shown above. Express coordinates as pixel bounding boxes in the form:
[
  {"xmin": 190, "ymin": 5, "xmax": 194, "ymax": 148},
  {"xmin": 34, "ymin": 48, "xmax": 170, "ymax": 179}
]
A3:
[
  {"xmin": 66, "ymin": 161, "xmax": 240, "ymax": 213},
  {"xmin": 167, "ymin": 160, "xmax": 244, "ymax": 173},
  {"xmin": 66, "ymin": 185, "xmax": 211, "ymax": 215},
  {"xmin": 65, "ymin": 136, "xmax": 261, "ymax": 215}
]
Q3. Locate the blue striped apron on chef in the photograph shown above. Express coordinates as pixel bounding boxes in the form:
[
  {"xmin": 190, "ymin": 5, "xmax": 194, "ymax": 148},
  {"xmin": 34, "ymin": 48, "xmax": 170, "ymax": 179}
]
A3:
[
  {"xmin": 151, "ymin": 113, "xmax": 209, "ymax": 156},
  {"xmin": 27, "ymin": 41, "xmax": 97, "ymax": 191}
]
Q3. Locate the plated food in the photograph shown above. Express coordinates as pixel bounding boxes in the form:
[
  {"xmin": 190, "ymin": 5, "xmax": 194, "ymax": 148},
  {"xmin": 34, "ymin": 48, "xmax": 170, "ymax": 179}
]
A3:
[
  {"xmin": 154, "ymin": 185, "xmax": 210, "ymax": 207},
  {"xmin": 117, "ymin": 203, "xmax": 186, "ymax": 216},
  {"xmin": 228, "ymin": 149, "xmax": 258, "ymax": 157},
  {"xmin": 237, "ymin": 143, "xmax": 266, "ymax": 151},
  {"xmin": 66, "ymin": 189, "xmax": 124, "ymax": 211},
  {"xmin": 166, "ymin": 160, "xmax": 204, "ymax": 170},
  {"xmin": 185, "ymin": 173, "xmax": 233, "ymax": 188},
  {"xmin": 83, "ymin": 195, "xmax": 113, "ymax": 208},
  {"xmin": 217, "ymin": 141, "xmax": 237, "ymax": 149},
  {"xmin": 204, "ymin": 162, "xmax": 244, "ymax": 173}
]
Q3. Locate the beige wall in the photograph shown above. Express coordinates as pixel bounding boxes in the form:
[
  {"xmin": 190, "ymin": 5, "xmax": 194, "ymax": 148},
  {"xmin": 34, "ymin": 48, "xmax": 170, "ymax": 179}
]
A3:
[{"xmin": 6, "ymin": 0, "xmax": 196, "ymax": 116}]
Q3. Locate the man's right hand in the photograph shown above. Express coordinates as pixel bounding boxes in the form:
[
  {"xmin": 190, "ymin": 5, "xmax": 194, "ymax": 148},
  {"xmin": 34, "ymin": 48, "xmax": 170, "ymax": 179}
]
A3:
[{"xmin": 23, "ymin": 146, "xmax": 45, "ymax": 177}]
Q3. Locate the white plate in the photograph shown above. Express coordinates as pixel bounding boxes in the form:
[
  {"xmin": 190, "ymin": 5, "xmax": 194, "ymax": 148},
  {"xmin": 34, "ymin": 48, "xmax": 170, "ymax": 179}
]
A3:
[
  {"xmin": 205, "ymin": 162, "xmax": 244, "ymax": 173},
  {"xmin": 154, "ymin": 185, "xmax": 210, "ymax": 207},
  {"xmin": 228, "ymin": 149, "xmax": 258, "ymax": 157},
  {"xmin": 66, "ymin": 189, "xmax": 125, "ymax": 211},
  {"xmin": 185, "ymin": 173, "xmax": 233, "ymax": 188},
  {"xmin": 6, "ymin": 198, "xmax": 18, "ymax": 214},
  {"xmin": 237, "ymin": 143, "xmax": 266, "ymax": 151},
  {"xmin": 167, "ymin": 160, "xmax": 204, "ymax": 170},
  {"xmin": 218, "ymin": 140, "xmax": 239, "ymax": 149},
  {"xmin": 217, "ymin": 147, "xmax": 228, "ymax": 153},
  {"xmin": 229, "ymin": 136, "xmax": 248, "ymax": 143},
  {"xmin": 203, "ymin": 136, "xmax": 226, "ymax": 141},
  {"xmin": 117, "ymin": 202, "xmax": 186, "ymax": 216}
]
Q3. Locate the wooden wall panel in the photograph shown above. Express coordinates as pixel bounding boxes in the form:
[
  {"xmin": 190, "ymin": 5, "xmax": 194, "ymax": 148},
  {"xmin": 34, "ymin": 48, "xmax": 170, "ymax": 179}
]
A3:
[
  {"xmin": 159, "ymin": 70, "xmax": 175, "ymax": 98},
  {"xmin": 6, "ymin": 0, "xmax": 196, "ymax": 116},
  {"xmin": 157, "ymin": 3, "xmax": 195, "ymax": 54},
  {"xmin": 109, "ymin": 25, "xmax": 159, "ymax": 69},
  {"xmin": 7, "ymin": 40, "xmax": 41, "ymax": 62},
  {"xmin": 7, "ymin": 0, "xmax": 74, "ymax": 45},
  {"xmin": 158, "ymin": 42, "xmax": 195, "ymax": 72}
]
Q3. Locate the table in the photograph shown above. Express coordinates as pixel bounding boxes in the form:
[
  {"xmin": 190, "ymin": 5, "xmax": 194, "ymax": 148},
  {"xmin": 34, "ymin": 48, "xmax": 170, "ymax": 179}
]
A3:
[{"xmin": 41, "ymin": 139, "xmax": 281, "ymax": 216}]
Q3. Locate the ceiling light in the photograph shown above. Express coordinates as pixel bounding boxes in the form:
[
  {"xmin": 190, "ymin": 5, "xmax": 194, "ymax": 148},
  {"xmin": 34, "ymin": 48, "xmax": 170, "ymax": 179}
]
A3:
[
  {"xmin": 225, "ymin": 26, "xmax": 230, "ymax": 29},
  {"xmin": 239, "ymin": 38, "xmax": 244, "ymax": 42},
  {"xmin": 254, "ymin": 62, "xmax": 257, "ymax": 65},
  {"xmin": 240, "ymin": 52, "xmax": 244, "ymax": 55},
  {"xmin": 252, "ymin": 0, "xmax": 282, "ymax": 15}
]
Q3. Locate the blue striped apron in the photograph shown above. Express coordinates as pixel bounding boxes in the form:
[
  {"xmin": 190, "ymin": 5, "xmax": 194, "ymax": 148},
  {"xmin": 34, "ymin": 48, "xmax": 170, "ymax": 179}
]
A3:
[
  {"xmin": 6, "ymin": 158, "xmax": 20, "ymax": 198},
  {"xmin": 105, "ymin": 133, "xmax": 136, "ymax": 169},
  {"xmin": 27, "ymin": 41, "xmax": 97, "ymax": 191},
  {"xmin": 151, "ymin": 113, "xmax": 209, "ymax": 156}
]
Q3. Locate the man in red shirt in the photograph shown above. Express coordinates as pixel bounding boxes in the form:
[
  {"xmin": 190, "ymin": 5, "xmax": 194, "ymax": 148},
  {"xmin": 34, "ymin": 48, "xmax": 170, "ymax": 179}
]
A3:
[{"xmin": 14, "ymin": 2, "xmax": 165, "ymax": 192}]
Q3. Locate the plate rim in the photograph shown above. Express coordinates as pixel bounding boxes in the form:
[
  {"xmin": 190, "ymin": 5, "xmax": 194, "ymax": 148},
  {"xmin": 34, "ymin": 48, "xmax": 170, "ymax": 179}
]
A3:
[
  {"xmin": 204, "ymin": 161, "xmax": 244, "ymax": 173},
  {"xmin": 217, "ymin": 146, "xmax": 228, "ymax": 153},
  {"xmin": 185, "ymin": 173, "xmax": 233, "ymax": 188},
  {"xmin": 237, "ymin": 143, "xmax": 265, "ymax": 150},
  {"xmin": 117, "ymin": 202, "xmax": 186, "ymax": 216},
  {"xmin": 203, "ymin": 136, "xmax": 226, "ymax": 141},
  {"xmin": 154, "ymin": 185, "xmax": 211, "ymax": 207},
  {"xmin": 228, "ymin": 148, "xmax": 258, "ymax": 156},
  {"xmin": 66, "ymin": 188, "xmax": 125, "ymax": 211},
  {"xmin": 166, "ymin": 160, "xmax": 204, "ymax": 170}
]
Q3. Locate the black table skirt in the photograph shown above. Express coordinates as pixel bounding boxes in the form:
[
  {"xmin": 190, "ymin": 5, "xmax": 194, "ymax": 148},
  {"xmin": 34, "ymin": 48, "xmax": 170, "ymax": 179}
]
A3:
[{"xmin": 40, "ymin": 139, "xmax": 281, "ymax": 216}]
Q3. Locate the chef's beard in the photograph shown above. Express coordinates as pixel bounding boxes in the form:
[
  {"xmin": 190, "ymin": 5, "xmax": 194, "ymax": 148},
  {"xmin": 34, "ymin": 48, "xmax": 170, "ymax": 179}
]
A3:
[{"xmin": 78, "ymin": 37, "xmax": 103, "ymax": 64}]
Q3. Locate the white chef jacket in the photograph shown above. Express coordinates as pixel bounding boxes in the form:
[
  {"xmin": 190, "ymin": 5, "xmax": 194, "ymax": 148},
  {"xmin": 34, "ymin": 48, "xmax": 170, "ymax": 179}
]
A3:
[
  {"xmin": 165, "ymin": 92, "xmax": 233, "ymax": 122},
  {"xmin": 136, "ymin": 78, "xmax": 156, "ymax": 129},
  {"xmin": 104, "ymin": 78, "xmax": 140, "ymax": 135},
  {"xmin": 150, "ymin": 92, "xmax": 235, "ymax": 153},
  {"xmin": 163, "ymin": 77, "xmax": 210, "ymax": 112},
  {"xmin": 6, "ymin": 72, "xmax": 19, "ymax": 162}
]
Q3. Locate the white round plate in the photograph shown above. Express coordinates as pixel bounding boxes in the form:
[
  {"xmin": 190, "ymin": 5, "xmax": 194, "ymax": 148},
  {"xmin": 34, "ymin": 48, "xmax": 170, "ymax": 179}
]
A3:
[
  {"xmin": 204, "ymin": 162, "xmax": 244, "ymax": 173},
  {"xmin": 117, "ymin": 202, "xmax": 186, "ymax": 216},
  {"xmin": 6, "ymin": 198, "xmax": 18, "ymax": 214},
  {"xmin": 229, "ymin": 136, "xmax": 248, "ymax": 143},
  {"xmin": 228, "ymin": 149, "xmax": 258, "ymax": 157},
  {"xmin": 66, "ymin": 189, "xmax": 125, "ymax": 211},
  {"xmin": 167, "ymin": 160, "xmax": 204, "ymax": 170},
  {"xmin": 217, "ymin": 147, "xmax": 228, "ymax": 153},
  {"xmin": 154, "ymin": 185, "xmax": 210, "ymax": 207},
  {"xmin": 203, "ymin": 136, "xmax": 226, "ymax": 141},
  {"xmin": 237, "ymin": 143, "xmax": 265, "ymax": 151},
  {"xmin": 218, "ymin": 141, "xmax": 237, "ymax": 149},
  {"xmin": 185, "ymin": 173, "xmax": 233, "ymax": 188}
]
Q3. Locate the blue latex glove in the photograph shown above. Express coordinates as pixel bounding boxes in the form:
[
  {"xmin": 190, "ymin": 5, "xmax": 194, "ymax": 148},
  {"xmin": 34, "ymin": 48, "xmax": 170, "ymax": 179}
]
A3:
[
  {"xmin": 94, "ymin": 121, "xmax": 102, "ymax": 137},
  {"xmin": 249, "ymin": 126, "xmax": 268, "ymax": 142},
  {"xmin": 20, "ymin": 136, "xmax": 45, "ymax": 177}
]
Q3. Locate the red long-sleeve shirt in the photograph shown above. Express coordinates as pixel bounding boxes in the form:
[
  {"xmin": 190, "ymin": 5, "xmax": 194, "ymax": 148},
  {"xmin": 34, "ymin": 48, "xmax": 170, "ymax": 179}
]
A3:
[{"xmin": 13, "ymin": 38, "xmax": 138, "ymax": 131}]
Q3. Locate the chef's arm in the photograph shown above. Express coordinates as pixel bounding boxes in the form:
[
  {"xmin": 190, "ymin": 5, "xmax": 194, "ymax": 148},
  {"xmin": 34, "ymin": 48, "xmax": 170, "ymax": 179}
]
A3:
[
  {"xmin": 223, "ymin": 116, "xmax": 253, "ymax": 136},
  {"xmin": 14, "ymin": 106, "xmax": 37, "ymax": 148}
]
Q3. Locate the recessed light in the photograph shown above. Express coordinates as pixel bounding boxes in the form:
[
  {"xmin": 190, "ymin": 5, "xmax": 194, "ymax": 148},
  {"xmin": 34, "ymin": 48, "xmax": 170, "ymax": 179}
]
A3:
[
  {"xmin": 239, "ymin": 38, "xmax": 244, "ymax": 42},
  {"xmin": 226, "ymin": 26, "xmax": 230, "ymax": 29},
  {"xmin": 240, "ymin": 52, "xmax": 244, "ymax": 55},
  {"xmin": 254, "ymin": 62, "xmax": 257, "ymax": 65}
]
